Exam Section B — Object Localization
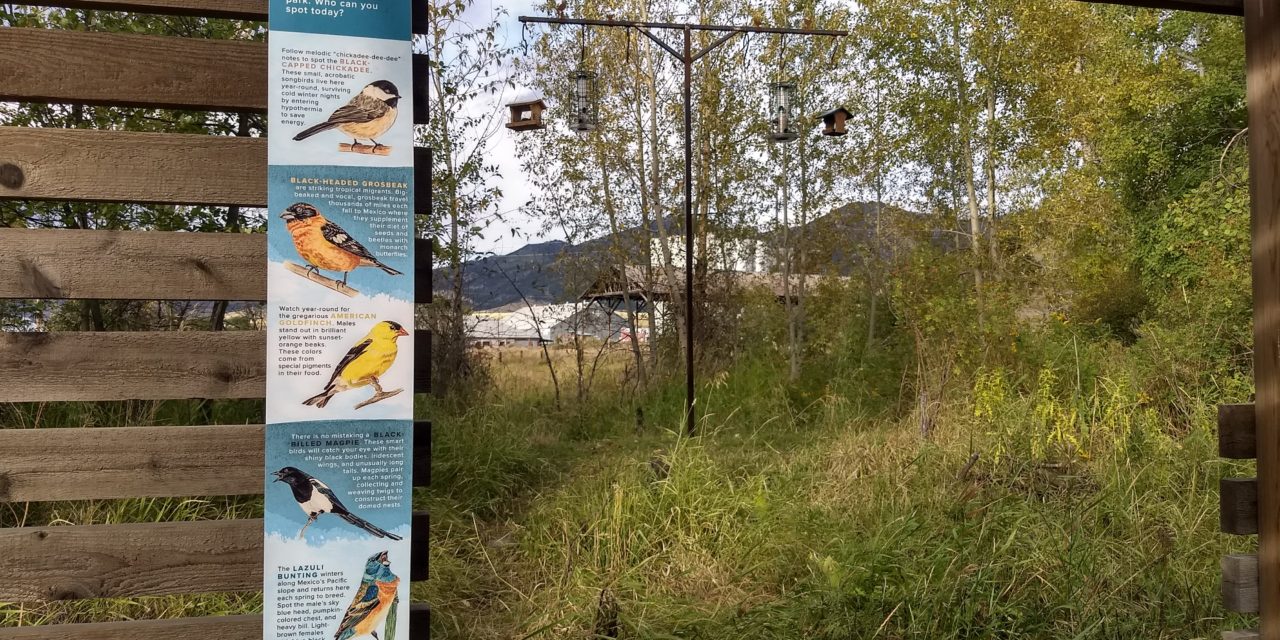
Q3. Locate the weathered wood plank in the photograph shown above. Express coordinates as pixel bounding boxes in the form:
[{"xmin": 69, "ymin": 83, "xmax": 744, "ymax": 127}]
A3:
[
  {"xmin": 17, "ymin": 0, "xmax": 264, "ymax": 19},
  {"xmin": 1225, "ymin": 631, "xmax": 1263, "ymax": 640},
  {"xmin": 1245, "ymin": 0, "xmax": 1280, "ymax": 634},
  {"xmin": 0, "ymin": 516, "xmax": 429, "ymax": 601},
  {"xmin": 0, "ymin": 29, "xmax": 430, "ymax": 123},
  {"xmin": 1078, "ymin": 0, "xmax": 1243, "ymax": 15},
  {"xmin": 0, "ymin": 422, "xmax": 431, "ymax": 502},
  {"xmin": 1221, "ymin": 403, "xmax": 1257, "ymax": 459},
  {"xmin": 0, "ymin": 28, "xmax": 265, "ymax": 111},
  {"xmin": 0, "ymin": 331, "xmax": 265, "ymax": 402},
  {"xmin": 0, "ymin": 518, "xmax": 262, "ymax": 600},
  {"xmin": 0, "ymin": 229, "xmax": 431, "ymax": 303},
  {"xmin": 0, "ymin": 128, "xmax": 430, "ymax": 212},
  {"xmin": 413, "ymin": 421, "xmax": 431, "ymax": 488},
  {"xmin": 1224, "ymin": 553, "xmax": 1261, "ymax": 613},
  {"xmin": 0, "ymin": 615, "xmax": 263, "ymax": 640},
  {"xmin": 0, "ymin": 229, "xmax": 266, "ymax": 301},
  {"xmin": 19, "ymin": 1, "xmax": 429, "ymax": 32},
  {"xmin": 1223, "ymin": 477, "xmax": 1260, "ymax": 535},
  {"xmin": 414, "ymin": 329, "xmax": 431, "ymax": 394},
  {"xmin": 0, "ymin": 127, "xmax": 264, "ymax": 206},
  {"xmin": 411, "ymin": 511, "xmax": 429, "ymax": 582},
  {"xmin": 415, "ymin": 237, "xmax": 433, "ymax": 305},
  {"xmin": 0, "ymin": 604, "xmax": 429, "ymax": 639}
]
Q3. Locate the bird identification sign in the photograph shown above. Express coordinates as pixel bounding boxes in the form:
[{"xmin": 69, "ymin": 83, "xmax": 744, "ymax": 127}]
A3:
[{"xmin": 264, "ymin": 1, "xmax": 414, "ymax": 639}]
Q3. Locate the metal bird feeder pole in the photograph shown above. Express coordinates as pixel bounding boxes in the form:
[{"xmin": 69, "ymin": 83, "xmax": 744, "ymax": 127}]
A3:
[{"xmin": 519, "ymin": 15, "xmax": 848, "ymax": 435}]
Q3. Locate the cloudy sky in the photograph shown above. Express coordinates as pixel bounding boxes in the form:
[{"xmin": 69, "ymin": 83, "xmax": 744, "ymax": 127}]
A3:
[{"xmin": 449, "ymin": 0, "xmax": 545, "ymax": 257}]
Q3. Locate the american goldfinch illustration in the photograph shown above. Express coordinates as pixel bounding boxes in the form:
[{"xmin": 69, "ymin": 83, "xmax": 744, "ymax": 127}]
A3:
[
  {"xmin": 293, "ymin": 80, "xmax": 402, "ymax": 151},
  {"xmin": 281, "ymin": 202, "xmax": 403, "ymax": 286},
  {"xmin": 272, "ymin": 467, "xmax": 403, "ymax": 540},
  {"xmin": 304, "ymin": 320, "xmax": 408, "ymax": 410},
  {"xmin": 334, "ymin": 551, "xmax": 400, "ymax": 640}
]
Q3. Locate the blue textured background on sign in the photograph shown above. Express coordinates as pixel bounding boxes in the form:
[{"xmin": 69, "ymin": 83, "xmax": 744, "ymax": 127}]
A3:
[{"xmin": 270, "ymin": 0, "xmax": 410, "ymax": 40}]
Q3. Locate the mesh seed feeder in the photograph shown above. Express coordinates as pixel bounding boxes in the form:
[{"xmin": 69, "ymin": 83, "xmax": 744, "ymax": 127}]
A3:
[
  {"xmin": 768, "ymin": 81, "xmax": 799, "ymax": 142},
  {"xmin": 571, "ymin": 68, "xmax": 598, "ymax": 133}
]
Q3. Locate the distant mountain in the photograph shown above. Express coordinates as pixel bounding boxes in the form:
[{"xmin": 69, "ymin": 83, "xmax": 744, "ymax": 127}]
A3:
[{"xmin": 436, "ymin": 203, "xmax": 927, "ymax": 311}]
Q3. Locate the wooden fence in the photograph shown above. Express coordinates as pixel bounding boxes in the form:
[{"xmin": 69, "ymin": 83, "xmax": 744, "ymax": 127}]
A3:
[{"xmin": 0, "ymin": 1, "xmax": 432, "ymax": 637}]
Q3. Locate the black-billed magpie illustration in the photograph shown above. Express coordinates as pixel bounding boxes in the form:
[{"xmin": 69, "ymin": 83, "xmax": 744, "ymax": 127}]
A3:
[{"xmin": 272, "ymin": 466, "xmax": 403, "ymax": 541}]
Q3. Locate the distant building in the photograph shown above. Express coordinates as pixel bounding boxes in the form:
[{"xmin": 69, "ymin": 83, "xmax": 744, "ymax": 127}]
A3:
[
  {"xmin": 467, "ymin": 302, "xmax": 653, "ymax": 347},
  {"xmin": 650, "ymin": 233, "xmax": 767, "ymax": 274},
  {"xmin": 466, "ymin": 304, "xmax": 574, "ymax": 347}
]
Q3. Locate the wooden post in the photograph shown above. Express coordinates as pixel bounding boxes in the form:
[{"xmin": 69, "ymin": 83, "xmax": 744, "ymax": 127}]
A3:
[{"xmin": 1247, "ymin": 1, "xmax": 1280, "ymax": 636}]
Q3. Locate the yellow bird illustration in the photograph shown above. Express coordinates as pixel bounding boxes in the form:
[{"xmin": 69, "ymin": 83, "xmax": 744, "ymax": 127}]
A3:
[{"xmin": 304, "ymin": 320, "xmax": 409, "ymax": 410}]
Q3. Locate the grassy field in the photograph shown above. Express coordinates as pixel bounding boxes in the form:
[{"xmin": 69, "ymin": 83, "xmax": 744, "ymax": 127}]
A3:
[
  {"xmin": 0, "ymin": 340, "xmax": 1251, "ymax": 638},
  {"xmin": 419, "ymin": 344, "xmax": 1254, "ymax": 639}
]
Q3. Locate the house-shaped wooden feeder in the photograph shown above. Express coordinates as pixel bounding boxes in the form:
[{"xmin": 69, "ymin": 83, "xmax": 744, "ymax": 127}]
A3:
[
  {"xmin": 819, "ymin": 107, "xmax": 852, "ymax": 137},
  {"xmin": 506, "ymin": 98, "xmax": 548, "ymax": 131}
]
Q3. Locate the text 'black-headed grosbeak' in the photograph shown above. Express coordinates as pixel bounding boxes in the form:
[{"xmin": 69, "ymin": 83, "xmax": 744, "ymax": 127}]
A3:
[
  {"xmin": 281, "ymin": 202, "xmax": 403, "ymax": 285},
  {"xmin": 293, "ymin": 80, "xmax": 401, "ymax": 151}
]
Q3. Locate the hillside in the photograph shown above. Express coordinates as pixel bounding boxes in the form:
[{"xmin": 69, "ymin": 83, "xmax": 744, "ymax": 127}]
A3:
[{"xmin": 436, "ymin": 202, "xmax": 917, "ymax": 310}]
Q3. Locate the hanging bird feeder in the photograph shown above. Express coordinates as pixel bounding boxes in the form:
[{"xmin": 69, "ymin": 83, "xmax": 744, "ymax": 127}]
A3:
[
  {"xmin": 818, "ymin": 106, "xmax": 852, "ymax": 137},
  {"xmin": 506, "ymin": 97, "xmax": 548, "ymax": 131},
  {"xmin": 571, "ymin": 68, "xmax": 599, "ymax": 133},
  {"xmin": 768, "ymin": 81, "xmax": 799, "ymax": 142}
]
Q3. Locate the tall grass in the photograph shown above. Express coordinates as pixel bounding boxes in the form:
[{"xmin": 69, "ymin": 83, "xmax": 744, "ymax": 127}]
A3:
[{"xmin": 421, "ymin": 328, "xmax": 1253, "ymax": 639}]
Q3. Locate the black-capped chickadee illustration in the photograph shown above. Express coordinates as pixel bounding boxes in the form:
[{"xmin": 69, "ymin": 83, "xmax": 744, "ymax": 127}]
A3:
[{"xmin": 293, "ymin": 80, "xmax": 401, "ymax": 151}]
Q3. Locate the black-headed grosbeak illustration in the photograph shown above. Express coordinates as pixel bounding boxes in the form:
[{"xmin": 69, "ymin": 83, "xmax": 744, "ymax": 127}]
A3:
[{"xmin": 280, "ymin": 202, "xmax": 403, "ymax": 285}]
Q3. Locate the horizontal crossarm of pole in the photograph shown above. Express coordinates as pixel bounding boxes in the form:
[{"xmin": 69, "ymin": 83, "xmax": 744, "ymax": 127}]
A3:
[
  {"xmin": 519, "ymin": 15, "xmax": 848, "ymax": 38},
  {"xmin": 635, "ymin": 26, "xmax": 681, "ymax": 60},
  {"xmin": 693, "ymin": 30, "xmax": 742, "ymax": 63},
  {"xmin": 1075, "ymin": 0, "xmax": 1242, "ymax": 15}
]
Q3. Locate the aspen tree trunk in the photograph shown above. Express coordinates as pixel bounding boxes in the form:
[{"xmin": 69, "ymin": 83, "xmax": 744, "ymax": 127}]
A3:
[
  {"xmin": 600, "ymin": 151, "xmax": 646, "ymax": 386},
  {"xmin": 985, "ymin": 90, "xmax": 999, "ymax": 270},
  {"xmin": 640, "ymin": 2, "xmax": 685, "ymax": 365}
]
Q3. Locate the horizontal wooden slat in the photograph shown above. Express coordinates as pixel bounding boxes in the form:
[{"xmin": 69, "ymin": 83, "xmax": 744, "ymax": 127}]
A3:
[
  {"xmin": 0, "ymin": 28, "xmax": 265, "ymax": 111},
  {"xmin": 410, "ymin": 604, "xmax": 431, "ymax": 639},
  {"xmin": 0, "ymin": 29, "xmax": 430, "ymax": 123},
  {"xmin": 0, "ymin": 515, "xmax": 428, "ymax": 601},
  {"xmin": 0, "ymin": 518, "xmax": 262, "ymax": 600},
  {"xmin": 0, "ymin": 229, "xmax": 266, "ymax": 301},
  {"xmin": 19, "ymin": 1, "xmax": 429, "ymax": 32},
  {"xmin": 0, "ymin": 422, "xmax": 430, "ymax": 502},
  {"xmin": 0, "ymin": 331, "xmax": 265, "ymax": 402},
  {"xmin": 0, "ymin": 615, "xmax": 263, "ymax": 639},
  {"xmin": 0, "ymin": 229, "xmax": 432, "ymax": 302},
  {"xmin": 414, "ymin": 237, "xmax": 434, "ymax": 305},
  {"xmin": 411, "ymin": 511, "xmax": 430, "ymax": 582},
  {"xmin": 0, "ymin": 127, "xmax": 264, "ymax": 206},
  {"xmin": 1223, "ymin": 630, "xmax": 1261, "ymax": 640},
  {"xmin": 415, "ymin": 329, "xmax": 432, "ymax": 394},
  {"xmin": 1220, "ymin": 403, "xmax": 1256, "ymax": 459},
  {"xmin": 0, "ymin": 604, "xmax": 429, "ymax": 639},
  {"xmin": 413, "ymin": 421, "xmax": 432, "ymax": 488},
  {"xmin": 0, "ymin": 128, "xmax": 431, "ymax": 212},
  {"xmin": 1078, "ymin": 0, "xmax": 1243, "ymax": 15},
  {"xmin": 1222, "ymin": 477, "xmax": 1259, "ymax": 535},
  {"xmin": 17, "ymin": 0, "xmax": 264, "ymax": 19},
  {"xmin": 1223, "ymin": 553, "xmax": 1260, "ymax": 613}
]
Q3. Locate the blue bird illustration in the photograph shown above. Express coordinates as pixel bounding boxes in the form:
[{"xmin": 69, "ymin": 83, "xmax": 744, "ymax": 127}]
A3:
[{"xmin": 333, "ymin": 551, "xmax": 401, "ymax": 640}]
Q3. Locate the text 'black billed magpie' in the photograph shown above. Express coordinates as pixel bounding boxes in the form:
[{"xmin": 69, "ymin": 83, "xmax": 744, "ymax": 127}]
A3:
[{"xmin": 272, "ymin": 466, "xmax": 403, "ymax": 541}]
